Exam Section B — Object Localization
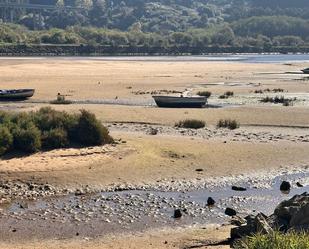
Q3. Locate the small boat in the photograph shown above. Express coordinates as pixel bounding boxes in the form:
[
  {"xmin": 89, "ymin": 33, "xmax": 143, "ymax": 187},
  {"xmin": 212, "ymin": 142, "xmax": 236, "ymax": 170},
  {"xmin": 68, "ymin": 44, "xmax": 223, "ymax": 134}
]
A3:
[
  {"xmin": 301, "ymin": 68, "xmax": 309, "ymax": 74},
  {"xmin": 0, "ymin": 89, "xmax": 35, "ymax": 100},
  {"xmin": 152, "ymin": 95, "xmax": 207, "ymax": 108}
]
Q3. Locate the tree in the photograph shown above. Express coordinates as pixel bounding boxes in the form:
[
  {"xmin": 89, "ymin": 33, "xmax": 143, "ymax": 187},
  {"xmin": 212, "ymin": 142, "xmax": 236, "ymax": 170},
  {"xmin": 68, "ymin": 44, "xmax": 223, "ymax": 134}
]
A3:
[{"xmin": 75, "ymin": 0, "xmax": 93, "ymax": 10}]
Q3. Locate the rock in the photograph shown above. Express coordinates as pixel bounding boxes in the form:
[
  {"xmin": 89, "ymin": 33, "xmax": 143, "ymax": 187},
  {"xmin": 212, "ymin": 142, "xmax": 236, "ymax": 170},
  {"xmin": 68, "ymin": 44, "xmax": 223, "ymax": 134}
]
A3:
[
  {"xmin": 74, "ymin": 189, "xmax": 85, "ymax": 196},
  {"xmin": 148, "ymin": 128, "xmax": 158, "ymax": 135},
  {"xmin": 225, "ymin": 207, "xmax": 237, "ymax": 216},
  {"xmin": 230, "ymin": 213, "xmax": 272, "ymax": 239},
  {"xmin": 232, "ymin": 186, "xmax": 247, "ymax": 191},
  {"xmin": 195, "ymin": 169, "xmax": 204, "ymax": 172},
  {"xmin": 231, "ymin": 193, "xmax": 309, "ymax": 240},
  {"xmin": 296, "ymin": 182, "xmax": 304, "ymax": 188},
  {"xmin": 231, "ymin": 224, "xmax": 252, "ymax": 239},
  {"xmin": 255, "ymin": 213, "xmax": 273, "ymax": 234},
  {"xmin": 280, "ymin": 181, "xmax": 291, "ymax": 192},
  {"xmin": 207, "ymin": 197, "xmax": 215, "ymax": 206},
  {"xmin": 173, "ymin": 209, "xmax": 182, "ymax": 218},
  {"xmin": 230, "ymin": 216, "xmax": 246, "ymax": 226},
  {"xmin": 19, "ymin": 202, "xmax": 28, "ymax": 209}
]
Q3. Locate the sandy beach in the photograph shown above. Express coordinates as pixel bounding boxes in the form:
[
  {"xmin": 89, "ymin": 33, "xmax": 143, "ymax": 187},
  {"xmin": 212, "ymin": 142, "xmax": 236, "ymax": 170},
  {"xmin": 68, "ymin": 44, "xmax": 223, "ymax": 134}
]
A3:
[{"xmin": 0, "ymin": 56, "xmax": 309, "ymax": 248}]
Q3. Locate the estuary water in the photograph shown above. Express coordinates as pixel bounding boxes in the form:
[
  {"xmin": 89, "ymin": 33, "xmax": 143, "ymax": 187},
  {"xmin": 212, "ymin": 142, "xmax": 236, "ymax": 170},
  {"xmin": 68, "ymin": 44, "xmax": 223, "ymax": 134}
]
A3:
[{"xmin": 1, "ymin": 53, "xmax": 309, "ymax": 63}]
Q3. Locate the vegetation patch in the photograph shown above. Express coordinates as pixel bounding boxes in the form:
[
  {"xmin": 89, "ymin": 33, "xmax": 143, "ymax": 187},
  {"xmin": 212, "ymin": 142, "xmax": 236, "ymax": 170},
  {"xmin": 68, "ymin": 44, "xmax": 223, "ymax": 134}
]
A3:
[
  {"xmin": 219, "ymin": 91, "xmax": 234, "ymax": 99},
  {"xmin": 196, "ymin": 91, "xmax": 212, "ymax": 98},
  {"xmin": 234, "ymin": 231, "xmax": 309, "ymax": 249},
  {"xmin": 260, "ymin": 96, "xmax": 296, "ymax": 106},
  {"xmin": 0, "ymin": 107, "xmax": 113, "ymax": 156},
  {"xmin": 254, "ymin": 88, "xmax": 285, "ymax": 94},
  {"xmin": 217, "ymin": 119, "xmax": 240, "ymax": 130},
  {"xmin": 175, "ymin": 119, "xmax": 206, "ymax": 129},
  {"xmin": 50, "ymin": 99, "xmax": 72, "ymax": 105}
]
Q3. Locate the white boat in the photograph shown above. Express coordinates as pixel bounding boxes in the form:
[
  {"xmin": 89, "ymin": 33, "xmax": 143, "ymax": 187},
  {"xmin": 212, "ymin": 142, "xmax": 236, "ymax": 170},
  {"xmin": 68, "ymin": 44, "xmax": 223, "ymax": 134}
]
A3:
[
  {"xmin": 0, "ymin": 89, "xmax": 35, "ymax": 100},
  {"xmin": 152, "ymin": 95, "xmax": 207, "ymax": 108}
]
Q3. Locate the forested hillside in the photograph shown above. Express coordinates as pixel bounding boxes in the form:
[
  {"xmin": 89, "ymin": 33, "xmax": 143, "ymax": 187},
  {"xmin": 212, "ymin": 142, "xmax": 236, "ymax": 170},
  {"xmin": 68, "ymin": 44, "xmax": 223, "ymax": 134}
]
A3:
[{"xmin": 0, "ymin": 0, "xmax": 309, "ymax": 53}]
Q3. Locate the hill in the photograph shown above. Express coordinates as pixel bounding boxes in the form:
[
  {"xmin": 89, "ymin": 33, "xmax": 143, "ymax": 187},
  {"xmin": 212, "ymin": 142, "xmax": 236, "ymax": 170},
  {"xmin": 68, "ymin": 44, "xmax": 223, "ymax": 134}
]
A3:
[{"xmin": 0, "ymin": 0, "xmax": 308, "ymax": 53}]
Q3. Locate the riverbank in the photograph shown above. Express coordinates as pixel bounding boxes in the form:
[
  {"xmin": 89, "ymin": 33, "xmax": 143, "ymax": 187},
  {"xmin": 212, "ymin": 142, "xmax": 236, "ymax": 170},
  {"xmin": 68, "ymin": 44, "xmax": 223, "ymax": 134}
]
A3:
[
  {"xmin": 1, "ymin": 44, "xmax": 309, "ymax": 56},
  {"xmin": 0, "ymin": 57, "xmax": 309, "ymax": 248}
]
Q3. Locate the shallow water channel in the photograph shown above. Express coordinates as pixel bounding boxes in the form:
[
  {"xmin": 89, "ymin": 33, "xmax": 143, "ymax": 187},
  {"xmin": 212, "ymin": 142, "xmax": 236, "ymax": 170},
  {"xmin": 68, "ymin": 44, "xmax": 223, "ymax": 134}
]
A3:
[{"xmin": 1, "ymin": 171, "xmax": 309, "ymax": 241}]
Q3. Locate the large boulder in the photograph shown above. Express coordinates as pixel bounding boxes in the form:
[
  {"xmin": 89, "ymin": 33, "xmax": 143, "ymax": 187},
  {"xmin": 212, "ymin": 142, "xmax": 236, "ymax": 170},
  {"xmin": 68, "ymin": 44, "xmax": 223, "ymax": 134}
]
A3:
[
  {"xmin": 274, "ymin": 192, "xmax": 309, "ymax": 229},
  {"xmin": 231, "ymin": 193, "xmax": 309, "ymax": 240}
]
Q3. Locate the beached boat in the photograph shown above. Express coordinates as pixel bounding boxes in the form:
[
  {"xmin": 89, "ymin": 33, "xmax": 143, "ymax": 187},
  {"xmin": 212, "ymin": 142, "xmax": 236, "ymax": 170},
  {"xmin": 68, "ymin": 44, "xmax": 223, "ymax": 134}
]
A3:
[
  {"xmin": 0, "ymin": 89, "xmax": 35, "ymax": 100},
  {"xmin": 152, "ymin": 95, "xmax": 207, "ymax": 108},
  {"xmin": 301, "ymin": 68, "xmax": 309, "ymax": 74}
]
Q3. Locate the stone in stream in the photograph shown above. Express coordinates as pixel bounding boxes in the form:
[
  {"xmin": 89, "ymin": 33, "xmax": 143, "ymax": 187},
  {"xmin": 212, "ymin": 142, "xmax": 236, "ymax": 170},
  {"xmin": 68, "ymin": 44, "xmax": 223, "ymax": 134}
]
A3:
[
  {"xmin": 231, "ymin": 186, "xmax": 247, "ymax": 191},
  {"xmin": 207, "ymin": 197, "xmax": 215, "ymax": 206},
  {"xmin": 296, "ymin": 182, "xmax": 304, "ymax": 188},
  {"xmin": 173, "ymin": 209, "xmax": 182, "ymax": 218},
  {"xmin": 148, "ymin": 128, "xmax": 158, "ymax": 135},
  {"xmin": 280, "ymin": 181, "xmax": 291, "ymax": 192},
  {"xmin": 225, "ymin": 207, "xmax": 237, "ymax": 217},
  {"xmin": 19, "ymin": 202, "xmax": 28, "ymax": 209}
]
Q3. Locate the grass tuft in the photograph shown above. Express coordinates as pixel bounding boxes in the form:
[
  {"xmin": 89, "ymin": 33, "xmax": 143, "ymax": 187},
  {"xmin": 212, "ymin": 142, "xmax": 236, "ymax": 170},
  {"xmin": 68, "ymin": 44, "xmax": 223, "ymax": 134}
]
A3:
[
  {"xmin": 196, "ymin": 91, "xmax": 212, "ymax": 98},
  {"xmin": 234, "ymin": 231, "xmax": 309, "ymax": 249},
  {"xmin": 217, "ymin": 119, "xmax": 240, "ymax": 130},
  {"xmin": 175, "ymin": 119, "xmax": 206, "ymax": 129}
]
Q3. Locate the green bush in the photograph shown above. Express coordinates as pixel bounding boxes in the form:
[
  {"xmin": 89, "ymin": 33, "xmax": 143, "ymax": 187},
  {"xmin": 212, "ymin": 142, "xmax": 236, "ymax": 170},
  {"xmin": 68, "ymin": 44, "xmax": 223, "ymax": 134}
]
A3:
[
  {"xmin": 197, "ymin": 91, "xmax": 212, "ymax": 98},
  {"xmin": 33, "ymin": 107, "xmax": 78, "ymax": 132},
  {"xmin": 260, "ymin": 96, "xmax": 295, "ymax": 106},
  {"xmin": 0, "ymin": 127, "xmax": 13, "ymax": 155},
  {"xmin": 175, "ymin": 119, "xmax": 206, "ymax": 129},
  {"xmin": 75, "ymin": 110, "xmax": 113, "ymax": 146},
  {"xmin": 0, "ymin": 108, "xmax": 113, "ymax": 156},
  {"xmin": 42, "ymin": 128, "xmax": 69, "ymax": 149},
  {"xmin": 225, "ymin": 91, "xmax": 234, "ymax": 97},
  {"xmin": 217, "ymin": 119, "xmax": 240, "ymax": 130},
  {"xmin": 234, "ymin": 231, "xmax": 309, "ymax": 249},
  {"xmin": 219, "ymin": 91, "xmax": 234, "ymax": 99},
  {"xmin": 13, "ymin": 125, "xmax": 42, "ymax": 153}
]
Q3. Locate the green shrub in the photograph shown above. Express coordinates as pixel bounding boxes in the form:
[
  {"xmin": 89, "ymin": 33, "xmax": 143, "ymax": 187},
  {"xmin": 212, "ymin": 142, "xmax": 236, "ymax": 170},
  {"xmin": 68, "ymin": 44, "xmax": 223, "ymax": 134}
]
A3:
[
  {"xmin": 0, "ymin": 127, "xmax": 13, "ymax": 155},
  {"xmin": 175, "ymin": 119, "xmax": 206, "ymax": 129},
  {"xmin": 50, "ymin": 99, "xmax": 72, "ymax": 105},
  {"xmin": 75, "ymin": 110, "xmax": 113, "ymax": 146},
  {"xmin": 219, "ymin": 94, "xmax": 228, "ymax": 99},
  {"xmin": 42, "ymin": 128, "xmax": 69, "ymax": 149},
  {"xmin": 13, "ymin": 125, "xmax": 42, "ymax": 153},
  {"xmin": 34, "ymin": 107, "xmax": 78, "ymax": 134},
  {"xmin": 254, "ymin": 89, "xmax": 264, "ymax": 94},
  {"xmin": 217, "ymin": 119, "xmax": 240, "ymax": 130},
  {"xmin": 197, "ymin": 91, "xmax": 212, "ymax": 98},
  {"xmin": 0, "ymin": 108, "xmax": 113, "ymax": 156},
  {"xmin": 260, "ymin": 96, "xmax": 295, "ymax": 106},
  {"xmin": 234, "ymin": 231, "xmax": 309, "ymax": 249},
  {"xmin": 225, "ymin": 91, "xmax": 234, "ymax": 97},
  {"xmin": 219, "ymin": 91, "xmax": 234, "ymax": 99}
]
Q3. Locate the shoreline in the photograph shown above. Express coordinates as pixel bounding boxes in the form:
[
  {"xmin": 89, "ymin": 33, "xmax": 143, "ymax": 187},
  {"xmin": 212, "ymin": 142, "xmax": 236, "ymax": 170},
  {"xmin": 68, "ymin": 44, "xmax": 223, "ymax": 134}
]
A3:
[{"xmin": 0, "ymin": 53, "xmax": 309, "ymax": 63}]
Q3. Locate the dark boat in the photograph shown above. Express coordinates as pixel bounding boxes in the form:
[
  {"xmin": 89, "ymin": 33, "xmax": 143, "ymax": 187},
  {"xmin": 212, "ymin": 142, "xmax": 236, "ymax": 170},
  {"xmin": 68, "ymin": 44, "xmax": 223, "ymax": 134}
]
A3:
[
  {"xmin": 0, "ymin": 89, "xmax": 35, "ymax": 100},
  {"xmin": 301, "ymin": 68, "xmax": 309, "ymax": 74},
  {"xmin": 152, "ymin": 95, "xmax": 207, "ymax": 108}
]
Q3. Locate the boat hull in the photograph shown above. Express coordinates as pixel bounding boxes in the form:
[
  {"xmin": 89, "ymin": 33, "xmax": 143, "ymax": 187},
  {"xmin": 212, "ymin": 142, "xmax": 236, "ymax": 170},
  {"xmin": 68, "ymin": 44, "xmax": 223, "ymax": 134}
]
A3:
[
  {"xmin": 0, "ymin": 89, "xmax": 35, "ymax": 100},
  {"xmin": 302, "ymin": 69, "xmax": 309, "ymax": 74},
  {"xmin": 153, "ymin": 96, "xmax": 207, "ymax": 108}
]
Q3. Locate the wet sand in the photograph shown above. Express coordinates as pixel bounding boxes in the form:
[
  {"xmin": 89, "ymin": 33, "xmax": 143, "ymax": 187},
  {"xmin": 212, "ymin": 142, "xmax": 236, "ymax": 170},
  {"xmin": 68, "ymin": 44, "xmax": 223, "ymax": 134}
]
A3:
[{"xmin": 0, "ymin": 57, "xmax": 309, "ymax": 248}]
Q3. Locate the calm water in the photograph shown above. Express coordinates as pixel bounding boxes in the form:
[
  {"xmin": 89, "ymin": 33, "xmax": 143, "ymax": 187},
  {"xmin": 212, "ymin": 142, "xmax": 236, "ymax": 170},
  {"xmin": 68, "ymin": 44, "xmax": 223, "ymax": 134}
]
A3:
[{"xmin": 1, "ymin": 54, "xmax": 309, "ymax": 63}]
